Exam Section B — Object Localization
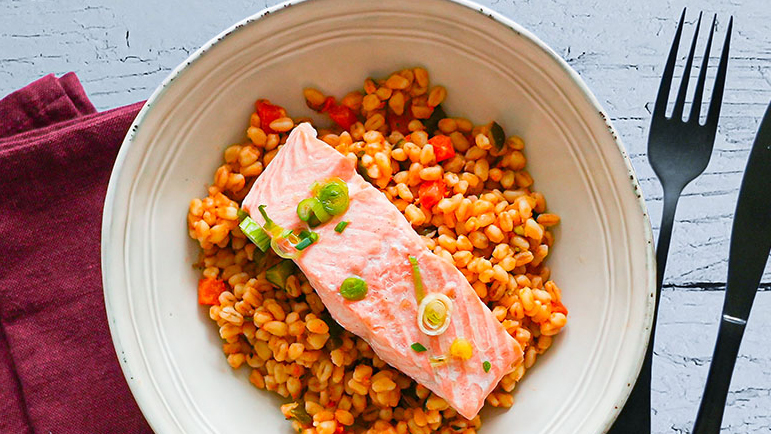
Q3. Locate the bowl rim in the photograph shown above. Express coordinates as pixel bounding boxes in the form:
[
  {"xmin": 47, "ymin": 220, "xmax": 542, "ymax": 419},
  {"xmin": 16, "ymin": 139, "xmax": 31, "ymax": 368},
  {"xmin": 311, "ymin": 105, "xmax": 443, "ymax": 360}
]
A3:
[{"xmin": 101, "ymin": 0, "xmax": 656, "ymax": 432}]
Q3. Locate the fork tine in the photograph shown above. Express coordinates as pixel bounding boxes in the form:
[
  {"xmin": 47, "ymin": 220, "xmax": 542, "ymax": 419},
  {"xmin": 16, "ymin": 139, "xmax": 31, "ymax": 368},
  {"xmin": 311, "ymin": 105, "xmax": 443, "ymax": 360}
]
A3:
[
  {"xmin": 706, "ymin": 16, "xmax": 733, "ymax": 128},
  {"xmin": 689, "ymin": 15, "xmax": 717, "ymax": 123},
  {"xmin": 671, "ymin": 12, "xmax": 703, "ymax": 120},
  {"xmin": 653, "ymin": 8, "xmax": 687, "ymax": 118}
]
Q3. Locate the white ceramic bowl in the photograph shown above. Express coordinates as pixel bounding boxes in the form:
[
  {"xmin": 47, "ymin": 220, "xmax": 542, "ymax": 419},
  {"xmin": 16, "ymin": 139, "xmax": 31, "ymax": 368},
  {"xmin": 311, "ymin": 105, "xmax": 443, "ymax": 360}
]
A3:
[{"xmin": 102, "ymin": 0, "xmax": 655, "ymax": 432}]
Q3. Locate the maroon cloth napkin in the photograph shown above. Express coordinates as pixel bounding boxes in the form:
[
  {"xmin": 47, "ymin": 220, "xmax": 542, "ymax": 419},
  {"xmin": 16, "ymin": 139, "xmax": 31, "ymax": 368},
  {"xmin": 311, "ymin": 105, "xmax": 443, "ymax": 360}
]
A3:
[{"xmin": 0, "ymin": 74, "xmax": 152, "ymax": 433}]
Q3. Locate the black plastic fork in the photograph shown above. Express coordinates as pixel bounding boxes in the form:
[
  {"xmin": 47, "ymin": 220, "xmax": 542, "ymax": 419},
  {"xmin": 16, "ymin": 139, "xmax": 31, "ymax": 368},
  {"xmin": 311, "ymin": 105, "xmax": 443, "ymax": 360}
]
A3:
[{"xmin": 609, "ymin": 9, "xmax": 732, "ymax": 433}]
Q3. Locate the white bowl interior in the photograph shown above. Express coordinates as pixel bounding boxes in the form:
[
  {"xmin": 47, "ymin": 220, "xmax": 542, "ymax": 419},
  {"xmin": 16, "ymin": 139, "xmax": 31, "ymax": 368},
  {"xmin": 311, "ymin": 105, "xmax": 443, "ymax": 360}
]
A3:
[{"xmin": 102, "ymin": 0, "xmax": 655, "ymax": 433}]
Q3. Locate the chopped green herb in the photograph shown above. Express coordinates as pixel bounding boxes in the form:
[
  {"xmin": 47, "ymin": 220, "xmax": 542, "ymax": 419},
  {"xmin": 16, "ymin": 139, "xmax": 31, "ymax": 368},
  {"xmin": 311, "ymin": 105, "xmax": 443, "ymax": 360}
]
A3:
[
  {"xmin": 289, "ymin": 402, "xmax": 312, "ymax": 424},
  {"xmin": 357, "ymin": 153, "xmax": 373, "ymax": 183},
  {"xmin": 408, "ymin": 256, "xmax": 425, "ymax": 303},
  {"xmin": 265, "ymin": 260, "xmax": 296, "ymax": 290},
  {"xmin": 483, "ymin": 361, "xmax": 491, "ymax": 373},
  {"xmin": 490, "ymin": 121, "xmax": 506, "ymax": 150},
  {"xmin": 339, "ymin": 276, "xmax": 368, "ymax": 301},
  {"xmin": 334, "ymin": 221, "xmax": 349, "ymax": 233},
  {"xmin": 243, "ymin": 316, "xmax": 253, "ymax": 322},
  {"xmin": 417, "ymin": 226, "xmax": 437, "ymax": 236},
  {"xmin": 237, "ymin": 208, "xmax": 249, "ymax": 222},
  {"xmin": 424, "ymin": 104, "xmax": 446, "ymax": 136},
  {"xmin": 400, "ymin": 384, "xmax": 420, "ymax": 408},
  {"xmin": 411, "ymin": 343, "xmax": 428, "ymax": 353},
  {"xmin": 320, "ymin": 312, "xmax": 344, "ymax": 350}
]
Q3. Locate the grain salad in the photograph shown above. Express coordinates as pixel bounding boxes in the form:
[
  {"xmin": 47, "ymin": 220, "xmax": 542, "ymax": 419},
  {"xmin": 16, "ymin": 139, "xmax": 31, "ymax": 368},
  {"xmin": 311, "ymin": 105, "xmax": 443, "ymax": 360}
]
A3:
[{"xmin": 186, "ymin": 67, "xmax": 567, "ymax": 434}]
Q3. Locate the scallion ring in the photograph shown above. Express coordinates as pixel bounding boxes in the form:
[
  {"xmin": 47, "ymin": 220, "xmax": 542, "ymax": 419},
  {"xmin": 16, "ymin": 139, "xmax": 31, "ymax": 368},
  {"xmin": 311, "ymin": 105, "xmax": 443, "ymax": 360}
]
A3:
[
  {"xmin": 339, "ymin": 276, "xmax": 368, "ymax": 301},
  {"xmin": 316, "ymin": 177, "xmax": 349, "ymax": 215},
  {"xmin": 417, "ymin": 293, "xmax": 453, "ymax": 336},
  {"xmin": 296, "ymin": 198, "xmax": 317, "ymax": 222},
  {"xmin": 239, "ymin": 216, "xmax": 270, "ymax": 252},
  {"xmin": 309, "ymin": 196, "xmax": 332, "ymax": 224},
  {"xmin": 270, "ymin": 237, "xmax": 300, "ymax": 260}
]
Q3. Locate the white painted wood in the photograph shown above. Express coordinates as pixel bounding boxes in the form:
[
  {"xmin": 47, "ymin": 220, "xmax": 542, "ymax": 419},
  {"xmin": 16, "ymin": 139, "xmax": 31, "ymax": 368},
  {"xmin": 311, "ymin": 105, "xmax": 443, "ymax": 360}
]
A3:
[{"xmin": 2, "ymin": 0, "xmax": 769, "ymax": 432}]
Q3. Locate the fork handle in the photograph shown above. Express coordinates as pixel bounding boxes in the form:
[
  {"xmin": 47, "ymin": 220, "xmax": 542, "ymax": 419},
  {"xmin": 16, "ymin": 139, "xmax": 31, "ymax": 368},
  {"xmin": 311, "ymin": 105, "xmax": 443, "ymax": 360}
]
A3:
[
  {"xmin": 608, "ymin": 185, "xmax": 682, "ymax": 433},
  {"xmin": 655, "ymin": 185, "xmax": 683, "ymax": 297},
  {"xmin": 692, "ymin": 317, "xmax": 746, "ymax": 434}
]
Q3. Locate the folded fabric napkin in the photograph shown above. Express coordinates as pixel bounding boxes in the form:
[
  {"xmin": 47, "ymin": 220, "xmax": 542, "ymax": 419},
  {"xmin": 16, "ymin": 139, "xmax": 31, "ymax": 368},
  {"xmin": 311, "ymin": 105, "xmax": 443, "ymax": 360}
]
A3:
[{"xmin": 0, "ymin": 74, "xmax": 152, "ymax": 433}]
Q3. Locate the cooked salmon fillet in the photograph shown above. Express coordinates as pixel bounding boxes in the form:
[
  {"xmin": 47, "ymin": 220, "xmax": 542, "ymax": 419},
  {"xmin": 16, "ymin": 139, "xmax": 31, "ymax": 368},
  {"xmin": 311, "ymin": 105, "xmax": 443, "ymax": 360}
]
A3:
[{"xmin": 243, "ymin": 123, "xmax": 523, "ymax": 419}]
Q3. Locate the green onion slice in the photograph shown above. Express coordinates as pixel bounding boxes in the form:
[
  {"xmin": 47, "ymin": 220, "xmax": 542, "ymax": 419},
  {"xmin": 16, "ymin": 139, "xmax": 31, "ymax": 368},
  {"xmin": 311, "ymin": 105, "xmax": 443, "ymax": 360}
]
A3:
[
  {"xmin": 271, "ymin": 236, "xmax": 300, "ymax": 259},
  {"xmin": 316, "ymin": 177, "xmax": 349, "ymax": 215},
  {"xmin": 309, "ymin": 181, "xmax": 322, "ymax": 196},
  {"xmin": 295, "ymin": 237, "xmax": 313, "ymax": 251},
  {"xmin": 429, "ymin": 354, "xmax": 448, "ymax": 367},
  {"xmin": 334, "ymin": 221, "xmax": 349, "ymax": 233},
  {"xmin": 483, "ymin": 361, "xmax": 492, "ymax": 373},
  {"xmin": 237, "ymin": 208, "xmax": 249, "ymax": 223},
  {"xmin": 307, "ymin": 213, "xmax": 322, "ymax": 228},
  {"xmin": 296, "ymin": 198, "xmax": 318, "ymax": 222},
  {"xmin": 239, "ymin": 216, "xmax": 270, "ymax": 252},
  {"xmin": 295, "ymin": 229, "xmax": 319, "ymax": 251},
  {"xmin": 411, "ymin": 343, "xmax": 427, "ymax": 353},
  {"xmin": 257, "ymin": 205, "xmax": 282, "ymax": 237},
  {"xmin": 265, "ymin": 260, "xmax": 296, "ymax": 290},
  {"xmin": 339, "ymin": 276, "xmax": 368, "ymax": 301},
  {"xmin": 281, "ymin": 229, "xmax": 301, "ymax": 245},
  {"xmin": 309, "ymin": 196, "xmax": 332, "ymax": 224},
  {"xmin": 408, "ymin": 256, "xmax": 425, "ymax": 303},
  {"xmin": 417, "ymin": 293, "xmax": 453, "ymax": 336}
]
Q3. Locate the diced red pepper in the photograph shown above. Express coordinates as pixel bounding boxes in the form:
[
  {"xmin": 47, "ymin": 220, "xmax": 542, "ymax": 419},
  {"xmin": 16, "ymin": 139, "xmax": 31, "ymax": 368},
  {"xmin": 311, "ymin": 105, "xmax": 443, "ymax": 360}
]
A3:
[
  {"xmin": 318, "ymin": 96, "xmax": 358, "ymax": 130},
  {"xmin": 198, "ymin": 278, "xmax": 227, "ymax": 305},
  {"xmin": 387, "ymin": 109, "xmax": 412, "ymax": 135},
  {"xmin": 328, "ymin": 105, "xmax": 358, "ymax": 130},
  {"xmin": 552, "ymin": 300, "xmax": 568, "ymax": 316},
  {"xmin": 428, "ymin": 134, "xmax": 455, "ymax": 162},
  {"xmin": 418, "ymin": 179, "xmax": 447, "ymax": 210},
  {"xmin": 319, "ymin": 96, "xmax": 337, "ymax": 113},
  {"xmin": 255, "ymin": 99, "xmax": 286, "ymax": 134}
]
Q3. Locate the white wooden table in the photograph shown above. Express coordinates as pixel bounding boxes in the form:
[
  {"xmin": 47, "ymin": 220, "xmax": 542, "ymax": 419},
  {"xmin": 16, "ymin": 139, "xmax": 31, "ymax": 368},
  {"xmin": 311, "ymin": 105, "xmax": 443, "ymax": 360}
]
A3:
[{"xmin": 2, "ymin": 0, "xmax": 769, "ymax": 432}]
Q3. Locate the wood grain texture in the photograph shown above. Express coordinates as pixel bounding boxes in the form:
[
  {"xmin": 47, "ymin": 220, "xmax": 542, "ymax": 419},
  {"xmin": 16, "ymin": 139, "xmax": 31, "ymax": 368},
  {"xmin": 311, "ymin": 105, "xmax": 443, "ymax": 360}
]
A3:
[{"xmin": 1, "ymin": 0, "xmax": 769, "ymax": 432}]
